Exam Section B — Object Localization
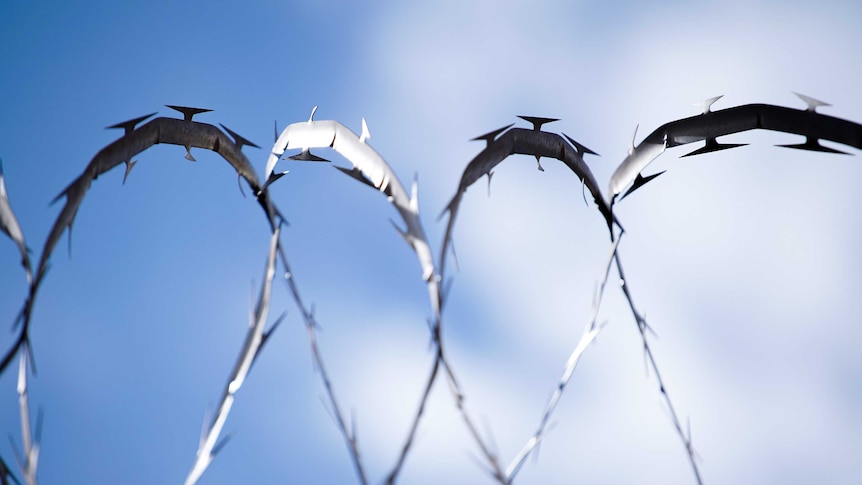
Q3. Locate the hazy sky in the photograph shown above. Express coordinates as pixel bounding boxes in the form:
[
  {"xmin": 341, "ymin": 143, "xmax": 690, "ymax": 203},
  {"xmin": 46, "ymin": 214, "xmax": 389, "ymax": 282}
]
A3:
[{"xmin": 1, "ymin": 1, "xmax": 861, "ymax": 484}]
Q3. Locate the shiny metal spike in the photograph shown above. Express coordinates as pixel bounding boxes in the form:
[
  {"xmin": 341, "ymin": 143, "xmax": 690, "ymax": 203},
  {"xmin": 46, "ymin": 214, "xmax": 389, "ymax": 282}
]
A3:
[
  {"xmin": 359, "ymin": 118, "xmax": 371, "ymax": 143},
  {"xmin": 792, "ymin": 92, "xmax": 830, "ymax": 112},
  {"xmin": 694, "ymin": 95, "xmax": 724, "ymax": 114}
]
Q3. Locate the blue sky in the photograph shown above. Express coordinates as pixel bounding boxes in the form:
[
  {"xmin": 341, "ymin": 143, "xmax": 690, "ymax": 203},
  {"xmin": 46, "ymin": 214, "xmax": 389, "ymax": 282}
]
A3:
[{"xmin": 1, "ymin": 1, "xmax": 861, "ymax": 484}]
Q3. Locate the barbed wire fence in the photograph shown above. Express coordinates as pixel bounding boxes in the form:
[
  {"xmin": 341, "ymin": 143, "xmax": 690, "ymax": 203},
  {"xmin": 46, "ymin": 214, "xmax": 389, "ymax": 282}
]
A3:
[{"xmin": 1, "ymin": 93, "xmax": 860, "ymax": 484}]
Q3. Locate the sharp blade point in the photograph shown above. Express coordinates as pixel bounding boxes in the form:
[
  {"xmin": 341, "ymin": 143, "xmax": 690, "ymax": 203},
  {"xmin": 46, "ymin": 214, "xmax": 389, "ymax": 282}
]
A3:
[
  {"xmin": 471, "ymin": 123, "xmax": 515, "ymax": 145},
  {"xmin": 517, "ymin": 116, "xmax": 559, "ymax": 131},
  {"xmin": 106, "ymin": 112, "xmax": 157, "ymax": 135},
  {"xmin": 166, "ymin": 105, "xmax": 212, "ymax": 122},
  {"xmin": 334, "ymin": 165, "xmax": 376, "ymax": 190},
  {"xmin": 792, "ymin": 92, "xmax": 830, "ymax": 112},
  {"xmin": 562, "ymin": 133, "xmax": 599, "ymax": 156},
  {"xmin": 219, "ymin": 123, "xmax": 260, "ymax": 149},
  {"xmin": 260, "ymin": 171, "xmax": 288, "ymax": 193},
  {"xmin": 629, "ymin": 125, "xmax": 639, "ymax": 154},
  {"xmin": 681, "ymin": 140, "xmax": 747, "ymax": 157},
  {"xmin": 359, "ymin": 118, "xmax": 371, "ymax": 143},
  {"xmin": 694, "ymin": 95, "xmax": 724, "ymax": 114},
  {"xmin": 288, "ymin": 149, "xmax": 329, "ymax": 162},
  {"xmin": 534, "ymin": 155, "xmax": 545, "ymax": 171},
  {"xmin": 620, "ymin": 171, "xmax": 666, "ymax": 201},
  {"xmin": 122, "ymin": 160, "xmax": 137, "ymax": 184},
  {"xmin": 778, "ymin": 139, "xmax": 849, "ymax": 155}
]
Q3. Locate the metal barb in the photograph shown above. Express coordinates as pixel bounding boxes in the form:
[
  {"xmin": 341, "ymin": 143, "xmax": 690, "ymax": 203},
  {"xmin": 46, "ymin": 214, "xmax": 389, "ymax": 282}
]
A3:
[
  {"xmin": 628, "ymin": 124, "xmax": 639, "ymax": 155},
  {"xmin": 471, "ymin": 123, "xmax": 515, "ymax": 147},
  {"xmin": 106, "ymin": 112, "xmax": 157, "ymax": 135},
  {"xmin": 620, "ymin": 171, "xmax": 666, "ymax": 201},
  {"xmin": 166, "ymin": 105, "xmax": 212, "ymax": 122},
  {"xmin": 517, "ymin": 116, "xmax": 559, "ymax": 131},
  {"xmin": 260, "ymin": 171, "xmax": 288, "ymax": 193},
  {"xmin": 107, "ymin": 113, "xmax": 156, "ymax": 183},
  {"xmin": 219, "ymin": 124, "xmax": 261, "ymax": 150},
  {"xmin": 334, "ymin": 165, "xmax": 376, "ymax": 190},
  {"xmin": 682, "ymin": 138, "xmax": 747, "ymax": 157},
  {"xmin": 534, "ymin": 155, "xmax": 545, "ymax": 171},
  {"xmin": 792, "ymin": 92, "xmax": 830, "ymax": 112},
  {"xmin": 184, "ymin": 146, "xmax": 196, "ymax": 162},
  {"xmin": 359, "ymin": 118, "xmax": 371, "ymax": 143},
  {"xmin": 777, "ymin": 137, "xmax": 849, "ymax": 154},
  {"xmin": 562, "ymin": 133, "xmax": 599, "ymax": 156},
  {"xmin": 694, "ymin": 95, "xmax": 724, "ymax": 114},
  {"xmin": 122, "ymin": 160, "xmax": 137, "ymax": 184},
  {"xmin": 307, "ymin": 105, "xmax": 318, "ymax": 123},
  {"xmin": 288, "ymin": 149, "xmax": 330, "ymax": 162}
]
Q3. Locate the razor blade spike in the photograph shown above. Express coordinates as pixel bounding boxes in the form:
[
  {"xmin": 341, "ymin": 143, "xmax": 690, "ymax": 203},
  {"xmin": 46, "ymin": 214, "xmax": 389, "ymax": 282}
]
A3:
[
  {"xmin": 334, "ymin": 165, "xmax": 376, "ymax": 190},
  {"xmin": 628, "ymin": 124, "xmax": 639, "ymax": 155},
  {"xmin": 777, "ymin": 137, "xmax": 849, "ymax": 154},
  {"xmin": 184, "ymin": 146, "xmax": 196, "ymax": 161},
  {"xmin": 166, "ymin": 105, "xmax": 212, "ymax": 122},
  {"xmin": 409, "ymin": 172, "xmax": 420, "ymax": 213},
  {"xmin": 359, "ymin": 118, "xmax": 371, "ymax": 144},
  {"xmin": 259, "ymin": 170, "xmax": 288, "ymax": 194},
  {"xmin": 562, "ymin": 133, "xmax": 599, "ymax": 156},
  {"xmin": 517, "ymin": 116, "xmax": 559, "ymax": 131},
  {"xmin": 792, "ymin": 92, "xmax": 830, "ymax": 112},
  {"xmin": 219, "ymin": 124, "xmax": 261, "ymax": 150},
  {"xmin": 106, "ymin": 112, "xmax": 157, "ymax": 135},
  {"xmin": 694, "ymin": 95, "xmax": 724, "ymax": 115},
  {"xmin": 534, "ymin": 155, "xmax": 545, "ymax": 172},
  {"xmin": 122, "ymin": 160, "xmax": 137, "ymax": 185},
  {"xmin": 307, "ymin": 105, "xmax": 318, "ymax": 123},
  {"xmin": 106, "ymin": 113, "xmax": 157, "ymax": 184},
  {"xmin": 288, "ymin": 149, "xmax": 329, "ymax": 162},
  {"xmin": 471, "ymin": 123, "xmax": 515, "ymax": 147},
  {"xmin": 681, "ymin": 138, "xmax": 747, "ymax": 157},
  {"xmin": 620, "ymin": 171, "xmax": 666, "ymax": 201}
]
